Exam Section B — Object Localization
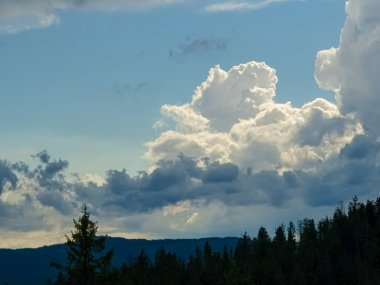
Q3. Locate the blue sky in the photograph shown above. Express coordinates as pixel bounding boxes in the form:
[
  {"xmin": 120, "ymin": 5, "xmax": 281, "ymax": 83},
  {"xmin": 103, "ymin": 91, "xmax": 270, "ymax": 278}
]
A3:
[
  {"xmin": 1, "ymin": 0, "xmax": 345, "ymax": 175},
  {"xmin": 2, "ymin": 0, "xmax": 380, "ymax": 248}
]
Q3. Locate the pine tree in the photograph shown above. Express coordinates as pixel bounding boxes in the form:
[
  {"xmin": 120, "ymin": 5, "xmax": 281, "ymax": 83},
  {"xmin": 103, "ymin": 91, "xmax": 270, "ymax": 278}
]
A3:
[
  {"xmin": 272, "ymin": 225, "xmax": 287, "ymax": 284},
  {"xmin": 52, "ymin": 204, "xmax": 114, "ymax": 285},
  {"xmin": 154, "ymin": 248, "xmax": 185, "ymax": 285},
  {"xmin": 126, "ymin": 249, "xmax": 153, "ymax": 285},
  {"xmin": 254, "ymin": 226, "xmax": 273, "ymax": 285},
  {"xmin": 297, "ymin": 219, "xmax": 318, "ymax": 284},
  {"xmin": 234, "ymin": 232, "xmax": 253, "ymax": 284}
]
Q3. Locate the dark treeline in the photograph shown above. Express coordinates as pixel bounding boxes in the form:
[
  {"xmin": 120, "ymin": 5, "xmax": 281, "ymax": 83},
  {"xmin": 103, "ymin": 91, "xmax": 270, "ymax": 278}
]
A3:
[{"xmin": 50, "ymin": 196, "xmax": 380, "ymax": 285}]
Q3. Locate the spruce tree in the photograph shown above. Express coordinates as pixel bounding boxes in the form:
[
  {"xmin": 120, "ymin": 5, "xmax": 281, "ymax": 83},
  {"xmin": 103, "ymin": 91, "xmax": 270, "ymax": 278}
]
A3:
[{"xmin": 52, "ymin": 204, "xmax": 113, "ymax": 285}]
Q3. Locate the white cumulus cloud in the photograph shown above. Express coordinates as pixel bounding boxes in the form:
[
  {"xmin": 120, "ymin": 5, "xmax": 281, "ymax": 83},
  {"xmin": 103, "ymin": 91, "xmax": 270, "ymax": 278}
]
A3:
[
  {"xmin": 204, "ymin": 0, "xmax": 298, "ymax": 13},
  {"xmin": 315, "ymin": 0, "xmax": 380, "ymax": 136},
  {"xmin": 148, "ymin": 61, "xmax": 362, "ymax": 173}
]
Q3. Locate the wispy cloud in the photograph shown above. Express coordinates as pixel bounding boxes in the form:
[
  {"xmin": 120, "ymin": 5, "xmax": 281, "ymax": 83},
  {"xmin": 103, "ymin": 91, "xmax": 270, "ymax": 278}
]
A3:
[
  {"xmin": 169, "ymin": 36, "xmax": 227, "ymax": 58},
  {"xmin": 0, "ymin": 0, "xmax": 300, "ymax": 33},
  {"xmin": 0, "ymin": 15, "xmax": 59, "ymax": 34},
  {"xmin": 111, "ymin": 82, "xmax": 148, "ymax": 96},
  {"xmin": 0, "ymin": 0, "xmax": 184, "ymax": 34},
  {"xmin": 204, "ymin": 0, "xmax": 297, "ymax": 13}
]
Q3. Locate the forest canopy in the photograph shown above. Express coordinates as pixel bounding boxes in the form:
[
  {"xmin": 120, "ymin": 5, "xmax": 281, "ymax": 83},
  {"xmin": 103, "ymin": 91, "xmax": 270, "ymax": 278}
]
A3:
[{"xmin": 50, "ymin": 196, "xmax": 380, "ymax": 285}]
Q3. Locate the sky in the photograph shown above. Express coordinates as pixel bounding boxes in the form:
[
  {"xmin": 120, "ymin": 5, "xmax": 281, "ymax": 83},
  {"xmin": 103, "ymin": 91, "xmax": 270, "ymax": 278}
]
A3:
[{"xmin": 0, "ymin": 0, "xmax": 379, "ymax": 248}]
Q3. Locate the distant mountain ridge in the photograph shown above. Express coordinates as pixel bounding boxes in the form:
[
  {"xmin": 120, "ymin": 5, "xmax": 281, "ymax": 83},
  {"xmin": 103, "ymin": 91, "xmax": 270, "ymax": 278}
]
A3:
[{"xmin": 0, "ymin": 236, "xmax": 238, "ymax": 285}]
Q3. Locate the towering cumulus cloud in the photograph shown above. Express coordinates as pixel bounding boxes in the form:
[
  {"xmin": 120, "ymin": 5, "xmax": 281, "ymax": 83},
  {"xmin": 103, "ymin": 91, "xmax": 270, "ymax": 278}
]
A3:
[
  {"xmin": 147, "ymin": 61, "xmax": 361, "ymax": 172},
  {"xmin": 315, "ymin": 0, "xmax": 380, "ymax": 136}
]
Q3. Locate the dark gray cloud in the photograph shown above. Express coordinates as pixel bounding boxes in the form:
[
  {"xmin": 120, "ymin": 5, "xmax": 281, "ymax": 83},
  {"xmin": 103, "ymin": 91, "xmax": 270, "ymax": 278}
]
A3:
[
  {"xmin": 106, "ymin": 169, "xmax": 137, "ymax": 194},
  {"xmin": 202, "ymin": 162, "xmax": 239, "ymax": 183},
  {"xmin": 11, "ymin": 161, "xmax": 32, "ymax": 178},
  {"xmin": 141, "ymin": 166, "xmax": 188, "ymax": 191},
  {"xmin": 0, "ymin": 160, "xmax": 17, "ymax": 192},
  {"xmin": 31, "ymin": 150, "xmax": 69, "ymax": 191},
  {"xmin": 96, "ymin": 136, "xmax": 380, "ymax": 212},
  {"xmin": 34, "ymin": 150, "xmax": 50, "ymax": 164},
  {"xmin": 340, "ymin": 134, "xmax": 380, "ymax": 160},
  {"xmin": 2, "ymin": 135, "xmax": 380, "ymax": 228},
  {"xmin": 0, "ymin": 151, "xmax": 73, "ymax": 216},
  {"xmin": 79, "ymin": 156, "xmax": 244, "ymax": 212},
  {"xmin": 0, "ymin": 201, "xmax": 48, "ymax": 231},
  {"xmin": 36, "ymin": 190, "xmax": 73, "ymax": 215},
  {"xmin": 170, "ymin": 37, "xmax": 227, "ymax": 58},
  {"xmin": 289, "ymin": 143, "xmax": 380, "ymax": 207}
]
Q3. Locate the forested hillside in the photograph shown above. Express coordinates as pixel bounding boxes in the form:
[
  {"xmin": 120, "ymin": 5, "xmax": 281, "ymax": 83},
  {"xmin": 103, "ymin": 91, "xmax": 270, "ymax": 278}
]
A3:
[
  {"xmin": 0, "ymin": 237, "xmax": 237, "ymax": 284},
  {"xmin": 49, "ymin": 196, "xmax": 380, "ymax": 285},
  {"xmin": 95, "ymin": 196, "xmax": 380, "ymax": 285},
  {"xmin": 2, "ymin": 196, "xmax": 380, "ymax": 284}
]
